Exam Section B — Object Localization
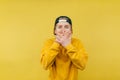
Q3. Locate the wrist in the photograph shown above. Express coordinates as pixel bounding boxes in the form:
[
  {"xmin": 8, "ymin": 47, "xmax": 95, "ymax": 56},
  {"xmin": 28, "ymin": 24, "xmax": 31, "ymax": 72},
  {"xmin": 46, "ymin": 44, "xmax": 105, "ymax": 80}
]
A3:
[{"xmin": 62, "ymin": 41, "xmax": 71, "ymax": 47}]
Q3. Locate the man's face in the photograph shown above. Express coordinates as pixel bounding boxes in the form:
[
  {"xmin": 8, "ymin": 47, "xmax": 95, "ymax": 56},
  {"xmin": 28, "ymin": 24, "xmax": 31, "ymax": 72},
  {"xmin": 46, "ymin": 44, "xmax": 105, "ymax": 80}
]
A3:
[{"xmin": 55, "ymin": 22, "xmax": 72, "ymax": 36}]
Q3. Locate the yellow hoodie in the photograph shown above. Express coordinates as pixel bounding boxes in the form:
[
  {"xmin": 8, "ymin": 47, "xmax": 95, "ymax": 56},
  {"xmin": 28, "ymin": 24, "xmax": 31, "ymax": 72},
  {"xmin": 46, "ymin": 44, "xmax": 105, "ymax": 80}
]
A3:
[{"xmin": 40, "ymin": 38, "xmax": 88, "ymax": 80}]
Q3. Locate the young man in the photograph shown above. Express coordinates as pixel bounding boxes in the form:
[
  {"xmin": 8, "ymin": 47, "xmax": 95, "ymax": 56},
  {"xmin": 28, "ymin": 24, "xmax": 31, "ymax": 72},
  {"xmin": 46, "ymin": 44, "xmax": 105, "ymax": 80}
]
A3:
[{"xmin": 40, "ymin": 16, "xmax": 88, "ymax": 80}]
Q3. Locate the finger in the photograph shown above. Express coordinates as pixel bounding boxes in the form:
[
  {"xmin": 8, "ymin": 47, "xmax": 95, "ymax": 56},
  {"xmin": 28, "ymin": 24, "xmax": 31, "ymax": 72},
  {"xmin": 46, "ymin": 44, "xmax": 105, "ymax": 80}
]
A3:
[
  {"xmin": 64, "ymin": 31, "xmax": 71, "ymax": 38},
  {"xmin": 57, "ymin": 33, "xmax": 63, "ymax": 38}
]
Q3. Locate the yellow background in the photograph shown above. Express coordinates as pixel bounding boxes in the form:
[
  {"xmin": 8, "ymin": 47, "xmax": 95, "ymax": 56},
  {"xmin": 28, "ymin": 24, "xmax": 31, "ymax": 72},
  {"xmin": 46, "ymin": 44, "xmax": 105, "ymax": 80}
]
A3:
[{"xmin": 0, "ymin": 0, "xmax": 120, "ymax": 80}]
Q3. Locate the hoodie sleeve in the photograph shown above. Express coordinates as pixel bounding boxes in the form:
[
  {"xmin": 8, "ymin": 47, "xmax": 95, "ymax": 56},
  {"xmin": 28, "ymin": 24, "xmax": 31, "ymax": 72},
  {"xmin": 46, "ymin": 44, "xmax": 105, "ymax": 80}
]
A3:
[
  {"xmin": 40, "ymin": 39, "xmax": 60, "ymax": 70},
  {"xmin": 65, "ymin": 39, "xmax": 88, "ymax": 70}
]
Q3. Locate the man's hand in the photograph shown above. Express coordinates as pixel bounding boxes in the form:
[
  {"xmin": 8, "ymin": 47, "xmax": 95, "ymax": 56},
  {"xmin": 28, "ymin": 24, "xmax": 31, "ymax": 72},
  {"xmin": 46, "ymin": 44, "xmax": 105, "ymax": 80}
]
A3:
[{"xmin": 55, "ymin": 31, "xmax": 72, "ymax": 47}]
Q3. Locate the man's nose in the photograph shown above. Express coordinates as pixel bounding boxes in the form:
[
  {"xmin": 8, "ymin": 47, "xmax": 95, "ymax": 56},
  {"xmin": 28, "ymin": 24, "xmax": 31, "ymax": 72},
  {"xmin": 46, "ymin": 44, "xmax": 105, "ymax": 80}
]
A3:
[{"xmin": 62, "ymin": 27, "xmax": 65, "ymax": 32}]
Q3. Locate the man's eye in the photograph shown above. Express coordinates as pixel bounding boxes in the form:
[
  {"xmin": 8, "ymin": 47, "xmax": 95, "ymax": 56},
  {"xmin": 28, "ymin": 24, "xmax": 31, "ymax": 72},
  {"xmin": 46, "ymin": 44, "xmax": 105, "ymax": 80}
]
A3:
[
  {"xmin": 57, "ymin": 26, "xmax": 62, "ymax": 29},
  {"xmin": 65, "ymin": 26, "xmax": 69, "ymax": 29}
]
